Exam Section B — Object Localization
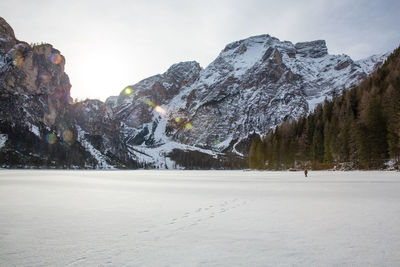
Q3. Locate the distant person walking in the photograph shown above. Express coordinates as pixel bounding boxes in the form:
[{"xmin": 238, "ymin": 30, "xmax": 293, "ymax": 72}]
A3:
[{"xmin": 304, "ymin": 169, "xmax": 308, "ymax": 177}]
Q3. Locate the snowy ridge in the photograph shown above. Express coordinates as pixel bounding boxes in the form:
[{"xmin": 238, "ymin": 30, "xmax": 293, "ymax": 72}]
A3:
[
  {"xmin": 219, "ymin": 35, "xmax": 275, "ymax": 77},
  {"xmin": 356, "ymin": 52, "xmax": 391, "ymax": 74}
]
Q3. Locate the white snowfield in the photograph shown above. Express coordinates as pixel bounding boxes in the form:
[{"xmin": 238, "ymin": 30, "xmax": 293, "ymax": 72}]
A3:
[{"xmin": 0, "ymin": 170, "xmax": 399, "ymax": 266}]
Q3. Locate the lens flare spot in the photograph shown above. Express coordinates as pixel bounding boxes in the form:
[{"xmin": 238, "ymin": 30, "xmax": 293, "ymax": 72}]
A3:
[
  {"xmin": 154, "ymin": 105, "xmax": 166, "ymax": 115},
  {"xmin": 185, "ymin": 123, "xmax": 193, "ymax": 130},
  {"xmin": 68, "ymin": 97, "xmax": 78, "ymax": 105},
  {"xmin": 62, "ymin": 130, "xmax": 73, "ymax": 142},
  {"xmin": 50, "ymin": 53, "xmax": 62, "ymax": 64},
  {"xmin": 175, "ymin": 117, "xmax": 181, "ymax": 123},
  {"xmin": 39, "ymin": 71, "xmax": 51, "ymax": 83},
  {"xmin": 12, "ymin": 51, "xmax": 23, "ymax": 67},
  {"xmin": 124, "ymin": 87, "xmax": 132, "ymax": 95},
  {"xmin": 45, "ymin": 133, "xmax": 57, "ymax": 144}
]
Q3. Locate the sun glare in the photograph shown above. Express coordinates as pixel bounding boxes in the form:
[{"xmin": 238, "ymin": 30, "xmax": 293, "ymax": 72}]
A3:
[
  {"xmin": 124, "ymin": 87, "xmax": 132, "ymax": 95},
  {"xmin": 154, "ymin": 105, "xmax": 166, "ymax": 115}
]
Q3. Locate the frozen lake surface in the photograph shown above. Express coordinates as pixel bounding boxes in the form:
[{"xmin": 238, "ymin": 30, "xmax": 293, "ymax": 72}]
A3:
[{"xmin": 1, "ymin": 170, "xmax": 400, "ymax": 266}]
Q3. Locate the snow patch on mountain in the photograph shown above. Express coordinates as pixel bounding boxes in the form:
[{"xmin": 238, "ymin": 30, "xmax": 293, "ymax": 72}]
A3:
[
  {"xmin": 307, "ymin": 95, "xmax": 328, "ymax": 112},
  {"xmin": 0, "ymin": 134, "xmax": 7, "ymax": 149},
  {"xmin": 0, "ymin": 55, "xmax": 5, "ymax": 71},
  {"xmin": 128, "ymin": 141, "xmax": 220, "ymax": 169},
  {"xmin": 27, "ymin": 123, "xmax": 40, "ymax": 138}
]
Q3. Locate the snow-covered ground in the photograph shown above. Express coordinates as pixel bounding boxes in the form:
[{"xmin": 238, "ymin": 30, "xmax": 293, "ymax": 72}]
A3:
[{"xmin": 0, "ymin": 170, "xmax": 399, "ymax": 266}]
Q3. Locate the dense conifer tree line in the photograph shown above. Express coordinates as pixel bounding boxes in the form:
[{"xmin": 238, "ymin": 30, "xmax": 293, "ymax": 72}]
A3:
[
  {"xmin": 169, "ymin": 149, "xmax": 248, "ymax": 169},
  {"xmin": 250, "ymin": 46, "xmax": 400, "ymax": 170}
]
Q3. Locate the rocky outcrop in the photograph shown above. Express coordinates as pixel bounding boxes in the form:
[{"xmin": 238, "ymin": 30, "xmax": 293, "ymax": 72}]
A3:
[
  {"xmin": 0, "ymin": 17, "xmax": 104, "ymax": 168},
  {"xmin": 0, "ymin": 17, "xmax": 17, "ymax": 54},
  {"xmin": 295, "ymin": 40, "xmax": 328, "ymax": 58}
]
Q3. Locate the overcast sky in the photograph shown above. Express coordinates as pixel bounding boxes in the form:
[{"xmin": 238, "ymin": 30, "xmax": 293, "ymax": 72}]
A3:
[{"xmin": 1, "ymin": 0, "xmax": 399, "ymax": 101}]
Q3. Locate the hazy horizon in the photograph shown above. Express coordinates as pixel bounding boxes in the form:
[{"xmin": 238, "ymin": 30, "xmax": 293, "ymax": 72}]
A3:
[{"xmin": 1, "ymin": 0, "xmax": 399, "ymax": 101}]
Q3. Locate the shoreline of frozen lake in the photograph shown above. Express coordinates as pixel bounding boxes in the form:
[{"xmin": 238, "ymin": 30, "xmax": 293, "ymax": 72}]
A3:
[{"xmin": 1, "ymin": 170, "xmax": 399, "ymax": 266}]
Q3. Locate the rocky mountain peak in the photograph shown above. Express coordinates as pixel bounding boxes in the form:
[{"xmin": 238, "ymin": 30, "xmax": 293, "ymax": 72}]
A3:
[
  {"xmin": 166, "ymin": 61, "xmax": 201, "ymax": 75},
  {"xmin": 117, "ymin": 60, "xmax": 201, "ymax": 109},
  {"xmin": 0, "ymin": 17, "xmax": 15, "ymax": 39},
  {"xmin": 1, "ymin": 42, "xmax": 69, "ymax": 99},
  {"xmin": 164, "ymin": 61, "xmax": 201, "ymax": 87},
  {"xmin": 0, "ymin": 17, "xmax": 71, "ymax": 129},
  {"xmin": 222, "ymin": 34, "xmax": 278, "ymax": 52},
  {"xmin": 220, "ymin": 35, "xmax": 329, "ymax": 62},
  {"xmin": 0, "ymin": 17, "xmax": 17, "ymax": 54},
  {"xmin": 295, "ymin": 40, "xmax": 328, "ymax": 58}
]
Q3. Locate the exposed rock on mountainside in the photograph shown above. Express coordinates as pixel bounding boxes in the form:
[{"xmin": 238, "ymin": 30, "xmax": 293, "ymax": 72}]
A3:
[
  {"xmin": 0, "ymin": 17, "xmax": 390, "ymax": 169},
  {"xmin": 0, "ymin": 17, "xmax": 110, "ymax": 168}
]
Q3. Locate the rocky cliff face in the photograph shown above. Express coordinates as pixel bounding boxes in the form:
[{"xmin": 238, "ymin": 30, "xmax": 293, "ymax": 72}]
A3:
[
  {"xmin": 0, "ymin": 17, "xmax": 106, "ymax": 168},
  {"xmin": 0, "ymin": 18, "xmax": 390, "ymax": 169}
]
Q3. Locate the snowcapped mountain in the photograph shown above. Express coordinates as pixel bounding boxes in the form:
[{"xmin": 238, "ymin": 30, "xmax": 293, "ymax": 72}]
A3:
[
  {"xmin": 0, "ymin": 17, "xmax": 390, "ymax": 169},
  {"xmin": 89, "ymin": 35, "xmax": 388, "ymax": 168}
]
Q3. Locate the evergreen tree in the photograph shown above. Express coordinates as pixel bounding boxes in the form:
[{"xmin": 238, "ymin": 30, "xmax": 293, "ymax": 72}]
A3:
[{"xmin": 249, "ymin": 135, "xmax": 265, "ymax": 169}]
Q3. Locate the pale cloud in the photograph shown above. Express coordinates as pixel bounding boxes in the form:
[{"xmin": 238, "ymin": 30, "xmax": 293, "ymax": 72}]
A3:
[{"xmin": 1, "ymin": 0, "xmax": 399, "ymax": 101}]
